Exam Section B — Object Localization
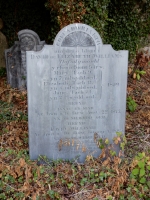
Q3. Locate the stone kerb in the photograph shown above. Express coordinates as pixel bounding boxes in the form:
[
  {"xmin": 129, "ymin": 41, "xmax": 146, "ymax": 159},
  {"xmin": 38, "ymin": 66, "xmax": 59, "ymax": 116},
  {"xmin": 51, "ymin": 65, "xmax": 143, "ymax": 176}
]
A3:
[
  {"xmin": 5, "ymin": 29, "xmax": 45, "ymax": 89},
  {"xmin": 27, "ymin": 23, "xmax": 128, "ymax": 162}
]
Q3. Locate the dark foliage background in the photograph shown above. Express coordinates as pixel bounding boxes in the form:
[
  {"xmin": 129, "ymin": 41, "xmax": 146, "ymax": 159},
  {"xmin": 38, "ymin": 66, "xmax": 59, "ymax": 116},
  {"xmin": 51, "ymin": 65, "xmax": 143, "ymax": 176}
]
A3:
[
  {"xmin": 0, "ymin": 0, "xmax": 59, "ymax": 47},
  {"xmin": 107, "ymin": 0, "xmax": 150, "ymax": 57},
  {"xmin": 45, "ymin": 0, "xmax": 150, "ymax": 58},
  {"xmin": 0, "ymin": 0, "xmax": 150, "ymax": 57}
]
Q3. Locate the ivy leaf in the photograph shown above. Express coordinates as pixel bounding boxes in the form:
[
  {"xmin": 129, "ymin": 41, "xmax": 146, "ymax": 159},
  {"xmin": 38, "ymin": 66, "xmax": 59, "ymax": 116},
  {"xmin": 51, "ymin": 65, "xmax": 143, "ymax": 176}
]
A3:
[
  {"xmin": 116, "ymin": 132, "xmax": 122, "ymax": 137},
  {"xmin": 132, "ymin": 168, "xmax": 139, "ymax": 175},
  {"xmin": 147, "ymin": 181, "xmax": 150, "ymax": 188},
  {"xmin": 127, "ymin": 187, "xmax": 131, "ymax": 192},
  {"xmin": 147, "ymin": 166, "xmax": 150, "ymax": 170},
  {"xmin": 67, "ymin": 183, "xmax": 74, "ymax": 189},
  {"xmin": 120, "ymin": 142, "xmax": 125, "ymax": 150},
  {"xmin": 138, "ymin": 161, "xmax": 145, "ymax": 169},
  {"xmin": 105, "ymin": 138, "xmax": 109, "ymax": 144},
  {"xmin": 128, "ymin": 105, "xmax": 134, "ymax": 112},
  {"xmin": 140, "ymin": 71, "xmax": 146, "ymax": 75},
  {"xmin": 137, "ymin": 73, "xmax": 140, "ymax": 80},
  {"xmin": 139, "ymin": 168, "xmax": 145, "ymax": 177},
  {"xmin": 139, "ymin": 177, "xmax": 146, "ymax": 184}
]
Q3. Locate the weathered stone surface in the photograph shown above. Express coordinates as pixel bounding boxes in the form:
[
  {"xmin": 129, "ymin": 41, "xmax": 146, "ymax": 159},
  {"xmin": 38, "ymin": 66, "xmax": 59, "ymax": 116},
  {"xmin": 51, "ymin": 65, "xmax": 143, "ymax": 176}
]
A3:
[
  {"xmin": 5, "ymin": 29, "xmax": 45, "ymax": 89},
  {"xmin": 0, "ymin": 18, "xmax": 8, "ymax": 68},
  {"xmin": 0, "ymin": 18, "xmax": 3, "ymax": 30},
  {"xmin": 5, "ymin": 42, "xmax": 21, "ymax": 87},
  {"xmin": 27, "ymin": 23, "xmax": 128, "ymax": 162},
  {"xmin": 0, "ymin": 31, "xmax": 8, "ymax": 68}
]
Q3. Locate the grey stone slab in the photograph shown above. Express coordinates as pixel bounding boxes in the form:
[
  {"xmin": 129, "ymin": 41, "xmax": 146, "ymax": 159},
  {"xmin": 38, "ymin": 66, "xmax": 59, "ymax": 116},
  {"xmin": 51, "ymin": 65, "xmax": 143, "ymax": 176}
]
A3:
[
  {"xmin": 0, "ymin": 31, "xmax": 8, "ymax": 68},
  {"xmin": 5, "ymin": 42, "xmax": 21, "ymax": 88},
  {"xmin": 5, "ymin": 29, "xmax": 45, "ymax": 89},
  {"xmin": 27, "ymin": 23, "xmax": 128, "ymax": 162},
  {"xmin": 0, "ymin": 18, "xmax": 8, "ymax": 68}
]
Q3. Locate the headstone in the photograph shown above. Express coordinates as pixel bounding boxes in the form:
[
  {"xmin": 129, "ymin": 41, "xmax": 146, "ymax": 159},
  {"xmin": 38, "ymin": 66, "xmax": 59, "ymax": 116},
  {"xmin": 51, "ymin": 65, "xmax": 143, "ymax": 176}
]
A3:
[
  {"xmin": 5, "ymin": 29, "xmax": 45, "ymax": 89},
  {"xmin": 27, "ymin": 23, "xmax": 128, "ymax": 162},
  {"xmin": 5, "ymin": 42, "xmax": 21, "ymax": 88},
  {"xmin": 0, "ymin": 18, "xmax": 8, "ymax": 68}
]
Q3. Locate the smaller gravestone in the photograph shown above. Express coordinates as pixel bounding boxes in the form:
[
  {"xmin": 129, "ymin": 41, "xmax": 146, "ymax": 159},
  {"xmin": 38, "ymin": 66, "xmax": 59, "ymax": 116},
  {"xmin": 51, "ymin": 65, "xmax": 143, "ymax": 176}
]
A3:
[
  {"xmin": 5, "ymin": 29, "xmax": 45, "ymax": 89},
  {"xmin": 0, "ymin": 18, "xmax": 8, "ymax": 68},
  {"xmin": 5, "ymin": 42, "xmax": 21, "ymax": 88}
]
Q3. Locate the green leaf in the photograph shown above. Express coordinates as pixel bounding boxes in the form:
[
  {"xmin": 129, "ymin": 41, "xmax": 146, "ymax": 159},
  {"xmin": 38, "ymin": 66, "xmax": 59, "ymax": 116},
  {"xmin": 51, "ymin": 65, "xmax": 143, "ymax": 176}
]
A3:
[
  {"xmin": 140, "ymin": 71, "xmax": 146, "ymax": 75},
  {"xmin": 120, "ymin": 142, "xmax": 125, "ymax": 150},
  {"xmin": 147, "ymin": 166, "xmax": 150, "ymax": 170},
  {"xmin": 132, "ymin": 168, "xmax": 139, "ymax": 175},
  {"xmin": 105, "ymin": 138, "xmax": 109, "ymax": 144},
  {"xmin": 137, "ymin": 73, "xmax": 140, "ymax": 80},
  {"xmin": 127, "ymin": 187, "xmax": 131, "ymax": 192},
  {"xmin": 147, "ymin": 181, "xmax": 150, "ymax": 188},
  {"xmin": 110, "ymin": 150, "xmax": 116, "ymax": 156},
  {"xmin": 140, "ymin": 177, "xmax": 146, "ymax": 184},
  {"xmin": 67, "ymin": 183, "xmax": 74, "ymax": 189},
  {"xmin": 116, "ymin": 132, "xmax": 122, "ymax": 136},
  {"xmin": 138, "ymin": 161, "xmax": 145, "ymax": 168},
  {"xmin": 139, "ymin": 168, "xmax": 145, "ymax": 177},
  {"xmin": 138, "ymin": 152, "xmax": 145, "ymax": 159},
  {"xmin": 90, "ymin": 173, "xmax": 94, "ymax": 178}
]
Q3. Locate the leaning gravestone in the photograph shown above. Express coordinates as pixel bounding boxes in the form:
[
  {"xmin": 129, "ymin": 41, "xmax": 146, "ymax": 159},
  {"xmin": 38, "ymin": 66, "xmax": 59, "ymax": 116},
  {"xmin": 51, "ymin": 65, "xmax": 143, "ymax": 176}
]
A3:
[
  {"xmin": 0, "ymin": 18, "xmax": 8, "ymax": 68},
  {"xmin": 27, "ymin": 23, "xmax": 128, "ymax": 162},
  {"xmin": 5, "ymin": 29, "xmax": 45, "ymax": 89}
]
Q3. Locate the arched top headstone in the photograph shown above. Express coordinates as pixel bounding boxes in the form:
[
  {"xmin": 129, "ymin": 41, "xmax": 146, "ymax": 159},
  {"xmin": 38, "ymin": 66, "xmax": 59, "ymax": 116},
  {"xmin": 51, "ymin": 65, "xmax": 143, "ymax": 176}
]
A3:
[
  {"xmin": 18, "ymin": 29, "xmax": 41, "ymax": 51},
  {"xmin": 26, "ymin": 23, "xmax": 128, "ymax": 162},
  {"xmin": 5, "ymin": 29, "xmax": 45, "ymax": 89},
  {"xmin": 54, "ymin": 23, "xmax": 103, "ymax": 48},
  {"xmin": 0, "ymin": 18, "xmax": 3, "ymax": 30}
]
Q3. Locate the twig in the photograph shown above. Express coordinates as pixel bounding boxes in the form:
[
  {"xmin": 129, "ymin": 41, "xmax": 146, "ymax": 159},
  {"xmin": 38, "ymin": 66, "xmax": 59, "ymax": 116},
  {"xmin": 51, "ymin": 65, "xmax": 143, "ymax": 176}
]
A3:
[
  {"xmin": 140, "ymin": 105, "xmax": 150, "ymax": 110},
  {"xmin": 3, "ymin": 182, "xmax": 32, "ymax": 199},
  {"xmin": 3, "ymin": 181, "xmax": 18, "ymax": 191},
  {"xmin": 0, "ymin": 89, "xmax": 12, "ymax": 96},
  {"xmin": 141, "ymin": 140, "xmax": 150, "ymax": 146},
  {"xmin": 0, "ymin": 135, "xmax": 4, "ymax": 148},
  {"xmin": 68, "ymin": 183, "xmax": 93, "ymax": 197},
  {"xmin": 143, "ymin": 134, "xmax": 150, "ymax": 141},
  {"xmin": 68, "ymin": 188, "xmax": 106, "ymax": 199}
]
